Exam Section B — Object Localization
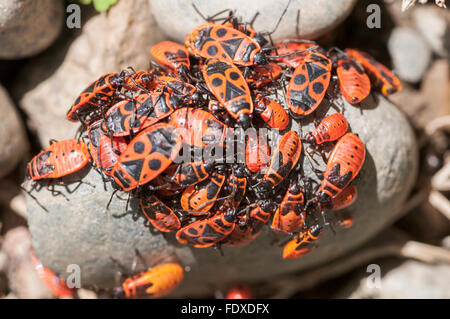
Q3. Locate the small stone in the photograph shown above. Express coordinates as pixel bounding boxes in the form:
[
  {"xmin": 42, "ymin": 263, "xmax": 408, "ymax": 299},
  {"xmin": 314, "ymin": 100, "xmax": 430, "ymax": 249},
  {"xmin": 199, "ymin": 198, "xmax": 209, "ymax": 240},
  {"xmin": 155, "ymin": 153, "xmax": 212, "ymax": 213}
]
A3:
[
  {"xmin": 413, "ymin": 6, "xmax": 449, "ymax": 58},
  {"xmin": 442, "ymin": 236, "xmax": 450, "ymax": 248},
  {"xmin": 27, "ymin": 93, "xmax": 418, "ymax": 297},
  {"xmin": 3, "ymin": 227, "xmax": 54, "ymax": 298},
  {"xmin": 9, "ymin": 193, "xmax": 28, "ymax": 220},
  {"xmin": 149, "ymin": 0, "xmax": 357, "ymax": 42},
  {"xmin": 337, "ymin": 259, "xmax": 450, "ymax": 298},
  {"xmin": 388, "ymin": 27, "xmax": 432, "ymax": 83},
  {"xmin": 0, "ymin": 0, "xmax": 63, "ymax": 59},
  {"xmin": 392, "ymin": 59, "xmax": 450, "ymax": 129},
  {"xmin": 0, "ymin": 85, "xmax": 29, "ymax": 179},
  {"xmin": 77, "ymin": 289, "xmax": 98, "ymax": 299},
  {"xmin": 13, "ymin": 0, "xmax": 165, "ymax": 145},
  {"xmin": 421, "ymin": 59, "xmax": 450, "ymax": 120}
]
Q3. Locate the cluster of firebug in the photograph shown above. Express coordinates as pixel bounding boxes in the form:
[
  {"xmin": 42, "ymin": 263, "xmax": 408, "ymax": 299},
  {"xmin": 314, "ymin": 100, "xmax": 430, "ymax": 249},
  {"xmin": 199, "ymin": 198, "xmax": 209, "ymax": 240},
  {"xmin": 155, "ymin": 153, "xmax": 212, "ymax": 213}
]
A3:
[{"xmin": 24, "ymin": 8, "xmax": 401, "ymax": 298}]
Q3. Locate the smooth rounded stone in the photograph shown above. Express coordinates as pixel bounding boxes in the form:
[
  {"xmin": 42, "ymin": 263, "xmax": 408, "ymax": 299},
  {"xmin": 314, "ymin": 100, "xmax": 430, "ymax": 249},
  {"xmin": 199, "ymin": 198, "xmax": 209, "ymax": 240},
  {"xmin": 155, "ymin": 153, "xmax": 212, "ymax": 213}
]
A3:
[
  {"xmin": 0, "ymin": 85, "xmax": 29, "ymax": 179},
  {"xmin": 388, "ymin": 27, "xmax": 432, "ymax": 83},
  {"xmin": 0, "ymin": 0, "xmax": 63, "ymax": 59},
  {"xmin": 27, "ymin": 93, "xmax": 418, "ymax": 297},
  {"xmin": 149, "ymin": 0, "xmax": 357, "ymax": 43},
  {"xmin": 413, "ymin": 6, "xmax": 449, "ymax": 58},
  {"xmin": 13, "ymin": 0, "xmax": 165, "ymax": 145}
]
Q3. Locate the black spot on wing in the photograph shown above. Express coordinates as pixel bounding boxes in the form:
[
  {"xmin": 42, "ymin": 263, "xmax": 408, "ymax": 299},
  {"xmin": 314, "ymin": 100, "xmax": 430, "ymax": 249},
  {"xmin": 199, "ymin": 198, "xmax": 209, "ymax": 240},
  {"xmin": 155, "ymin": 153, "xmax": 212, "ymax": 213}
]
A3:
[
  {"xmin": 312, "ymin": 82, "xmax": 324, "ymax": 94},
  {"xmin": 212, "ymin": 78, "xmax": 223, "ymax": 87},
  {"xmin": 187, "ymin": 227, "xmax": 198, "ymax": 236},
  {"xmin": 134, "ymin": 142, "xmax": 145, "ymax": 154},
  {"xmin": 216, "ymin": 28, "xmax": 227, "ymax": 37},
  {"xmin": 207, "ymin": 45, "xmax": 218, "ymax": 56},
  {"xmin": 149, "ymin": 159, "xmax": 162, "ymax": 171},
  {"xmin": 294, "ymin": 74, "xmax": 306, "ymax": 85},
  {"xmin": 229, "ymin": 71, "xmax": 240, "ymax": 80}
]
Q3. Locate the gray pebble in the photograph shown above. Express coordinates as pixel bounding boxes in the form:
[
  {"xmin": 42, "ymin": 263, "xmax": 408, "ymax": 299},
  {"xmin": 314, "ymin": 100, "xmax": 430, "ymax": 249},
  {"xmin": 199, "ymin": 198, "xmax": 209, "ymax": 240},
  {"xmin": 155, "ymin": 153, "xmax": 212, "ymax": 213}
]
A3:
[
  {"xmin": 0, "ymin": 85, "xmax": 29, "ymax": 179},
  {"xmin": 413, "ymin": 6, "xmax": 449, "ymax": 58},
  {"xmin": 388, "ymin": 27, "xmax": 432, "ymax": 83}
]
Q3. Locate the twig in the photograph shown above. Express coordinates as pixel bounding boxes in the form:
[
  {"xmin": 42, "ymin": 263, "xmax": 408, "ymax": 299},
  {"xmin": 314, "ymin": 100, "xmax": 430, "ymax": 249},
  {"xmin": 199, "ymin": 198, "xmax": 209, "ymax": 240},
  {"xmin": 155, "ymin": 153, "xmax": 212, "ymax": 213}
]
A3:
[
  {"xmin": 401, "ymin": 240, "xmax": 450, "ymax": 263},
  {"xmin": 431, "ymin": 161, "xmax": 450, "ymax": 191},
  {"xmin": 425, "ymin": 115, "xmax": 450, "ymax": 137}
]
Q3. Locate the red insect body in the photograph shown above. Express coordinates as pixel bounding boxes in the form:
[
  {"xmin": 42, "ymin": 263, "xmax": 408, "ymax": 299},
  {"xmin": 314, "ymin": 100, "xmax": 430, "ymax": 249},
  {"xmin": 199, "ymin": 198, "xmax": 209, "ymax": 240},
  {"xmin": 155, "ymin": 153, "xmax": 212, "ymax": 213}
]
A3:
[
  {"xmin": 116, "ymin": 263, "xmax": 184, "ymax": 299},
  {"xmin": 180, "ymin": 172, "xmax": 226, "ymax": 213},
  {"xmin": 88, "ymin": 118, "xmax": 127, "ymax": 175},
  {"xmin": 224, "ymin": 166, "xmax": 247, "ymax": 209},
  {"xmin": 282, "ymin": 225, "xmax": 322, "ymax": 259},
  {"xmin": 104, "ymin": 92, "xmax": 175, "ymax": 137},
  {"xmin": 185, "ymin": 23, "xmax": 266, "ymax": 66},
  {"xmin": 67, "ymin": 73, "xmax": 124, "ymax": 122},
  {"xmin": 335, "ymin": 56, "xmax": 371, "ymax": 104},
  {"xmin": 247, "ymin": 63, "xmax": 282, "ymax": 88},
  {"xmin": 271, "ymin": 41, "xmax": 317, "ymax": 68},
  {"xmin": 111, "ymin": 123, "xmax": 182, "ymax": 191},
  {"xmin": 306, "ymin": 113, "xmax": 348, "ymax": 145},
  {"xmin": 168, "ymin": 107, "xmax": 228, "ymax": 148},
  {"xmin": 176, "ymin": 210, "xmax": 236, "ymax": 248},
  {"xmin": 271, "ymin": 183, "xmax": 305, "ymax": 234},
  {"xmin": 140, "ymin": 194, "xmax": 181, "ymax": 232},
  {"xmin": 254, "ymin": 94, "xmax": 289, "ymax": 130},
  {"xmin": 318, "ymin": 133, "xmax": 365, "ymax": 203},
  {"xmin": 329, "ymin": 185, "xmax": 357, "ymax": 211},
  {"xmin": 287, "ymin": 52, "xmax": 332, "ymax": 117},
  {"xmin": 151, "ymin": 41, "xmax": 190, "ymax": 73},
  {"xmin": 202, "ymin": 58, "xmax": 253, "ymax": 128},
  {"xmin": 125, "ymin": 70, "xmax": 157, "ymax": 90},
  {"xmin": 223, "ymin": 201, "xmax": 275, "ymax": 247},
  {"xmin": 163, "ymin": 161, "xmax": 215, "ymax": 188},
  {"xmin": 30, "ymin": 252, "xmax": 75, "ymax": 298},
  {"xmin": 345, "ymin": 49, "xmax": 402, "ymax": 96},
  {"xmin": 157, "ymin": 76, "xmax": 201, "ymax": 105},
  {"xmin": 257, "ymin": 131, "xmax": 302, "ymax": 191},
  {"xmin": 26, "ymin": 139, "xmax": 90, "ymax": 181},
  {"xmin": 245, "ymin": 130, "xmax": 271, "ymax": 173},
  {"xmin": 97, "ymin": 135, "xmax": 128, "ymax": 175}
]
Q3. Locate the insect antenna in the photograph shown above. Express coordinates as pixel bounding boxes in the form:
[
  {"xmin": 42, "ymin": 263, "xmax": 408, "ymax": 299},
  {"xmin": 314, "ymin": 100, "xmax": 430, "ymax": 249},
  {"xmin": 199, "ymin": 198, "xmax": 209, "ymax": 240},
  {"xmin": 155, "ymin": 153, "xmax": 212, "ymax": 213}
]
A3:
[
  {"xmin": 191, "ymin": 3, "xmax": 230, "ymax": 22},
  {"xmin": 20, "ymin": 184, "xmax": 49, "ymax": 213}
]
